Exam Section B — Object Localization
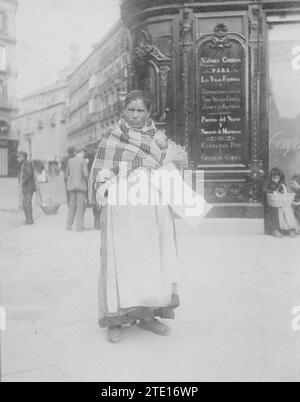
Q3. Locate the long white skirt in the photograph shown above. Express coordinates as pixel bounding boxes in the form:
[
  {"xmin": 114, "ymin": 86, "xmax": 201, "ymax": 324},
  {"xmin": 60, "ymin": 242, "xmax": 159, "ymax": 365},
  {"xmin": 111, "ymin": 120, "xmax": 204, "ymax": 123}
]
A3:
[{"xmin": 98, "ymin": 169, "xmax": 180, "ymax": 328}]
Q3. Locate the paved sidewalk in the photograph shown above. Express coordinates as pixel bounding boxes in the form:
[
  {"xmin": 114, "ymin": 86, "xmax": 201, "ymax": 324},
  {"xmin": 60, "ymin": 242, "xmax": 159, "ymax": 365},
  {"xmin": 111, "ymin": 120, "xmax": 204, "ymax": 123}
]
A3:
[
  {"xmin": 0, "ymin": 176, "xmax": 66, "ymax": 236},
  {"xmin": 0, "ymin": 178, "xmax": 20, "ymax": 211},
  {"xmin": 1, "ymin": 208, "xmax": 300, "ymax": 382}
]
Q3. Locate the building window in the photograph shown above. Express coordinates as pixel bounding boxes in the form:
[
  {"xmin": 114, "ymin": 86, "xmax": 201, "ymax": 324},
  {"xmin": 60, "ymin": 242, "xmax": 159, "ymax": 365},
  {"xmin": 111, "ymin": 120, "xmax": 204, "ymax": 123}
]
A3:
[
  {"xmin": 0, "ymin": 46, "xmax": 6, "ymax": 71},
  {"xmin": 37, "ymin": 119, "xmax": 44, "ymax": 130},
  {"xmin": 89, "ymin": 98, "xmax": 96, "ymax": 114},
  {"xmin": 89, "ymin": 75, "xmax": 97, "ymax": 90},
  {"xmin": 0, "ymin": 12, "xmax": 7, "ymax": 33},
  {"xmin": 50, "ymin": 114, "xmax": 56, "ymax": 128},
  {"xmin": 269, "ymin": 19, "xmax": 300, "ymax": 185},
  {"xmin": 0, "ymin": 120, "xmax": 9, "ymax": 136},
  {"xmin": 0, "ymin": 78, "xmax": 7, "ymax": 97}
]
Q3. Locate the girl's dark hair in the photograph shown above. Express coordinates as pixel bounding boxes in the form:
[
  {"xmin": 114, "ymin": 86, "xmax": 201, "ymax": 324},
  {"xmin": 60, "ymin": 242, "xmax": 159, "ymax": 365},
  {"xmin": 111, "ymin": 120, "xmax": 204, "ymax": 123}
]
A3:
[
  {"xmin": 268, "ymin": 167, "xmax": 286, "ymax": 191},
  {"xmin": 124, "ymin": 90, "xmax": 152, "ymax": 112},
  {"xmin": 270, "ymin": 167, "xmax": 285, "ymax": 182}
]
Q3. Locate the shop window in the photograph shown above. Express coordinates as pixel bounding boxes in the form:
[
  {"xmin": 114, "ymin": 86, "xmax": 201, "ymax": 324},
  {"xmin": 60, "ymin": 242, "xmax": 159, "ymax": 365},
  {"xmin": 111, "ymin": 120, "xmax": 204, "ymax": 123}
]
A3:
[{"xmin": 269, "ymin": 19, "xmax": 300, "ymax": 187}]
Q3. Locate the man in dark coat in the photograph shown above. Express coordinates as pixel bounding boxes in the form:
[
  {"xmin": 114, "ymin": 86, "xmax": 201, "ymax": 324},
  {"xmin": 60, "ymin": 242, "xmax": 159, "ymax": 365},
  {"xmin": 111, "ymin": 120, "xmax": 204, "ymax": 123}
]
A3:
[
  {"xmin": 86, "ymin": 150, "xmax": 101, "ymax": 230},
  {"xmin": 66, "ymin": 148, "xmax": 89, "ymax": 231},
  {"xmin": 61, "ymin": 146, "xmax": 76, "ymax": 206},
  {"xmin": 17, "ymin": 151, "xmax": 36, "ymax": 225}
]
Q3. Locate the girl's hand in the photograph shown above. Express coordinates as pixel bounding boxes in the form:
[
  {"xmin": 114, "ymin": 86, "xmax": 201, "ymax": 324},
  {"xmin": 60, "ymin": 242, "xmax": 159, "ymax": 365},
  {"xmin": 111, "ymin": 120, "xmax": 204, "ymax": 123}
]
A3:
[
  {"xmin": 96, "ymin": 169, "xmax": 114, "ymax": 183},
  {"xmin": 163, "ymin": 140, "xmax": 188, "ymax": 167},
  {"xmin": 96, "ymin": 184, "xmax": 109, "ymax": 206},
  {"xmin": 291, "ymin": 181, "xmax": 300, "ymax": 191},
  {"xmin": 154, "ymin": 132, "xmax": 168, "ymax": 148}
]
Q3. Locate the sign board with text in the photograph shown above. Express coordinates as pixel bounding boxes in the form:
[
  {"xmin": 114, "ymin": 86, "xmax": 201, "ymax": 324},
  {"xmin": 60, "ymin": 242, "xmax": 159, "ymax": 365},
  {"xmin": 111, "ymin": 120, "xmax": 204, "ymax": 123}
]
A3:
[{"xmin": 196, "ymin": 23, "xmax": 248, "ymax": 168}]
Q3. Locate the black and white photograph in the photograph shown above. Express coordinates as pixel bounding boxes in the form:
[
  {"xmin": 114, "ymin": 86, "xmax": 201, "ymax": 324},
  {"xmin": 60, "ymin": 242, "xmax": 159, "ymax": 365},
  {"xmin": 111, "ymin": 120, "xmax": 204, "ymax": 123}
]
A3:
[{"xmin": 1, "ymin": 0, "xmax": 300, "ymax": 384}]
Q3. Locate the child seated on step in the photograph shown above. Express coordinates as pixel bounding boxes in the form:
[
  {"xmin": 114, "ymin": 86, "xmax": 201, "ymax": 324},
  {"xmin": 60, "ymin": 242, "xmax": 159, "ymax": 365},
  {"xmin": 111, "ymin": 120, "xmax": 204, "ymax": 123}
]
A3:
[
  {"xmin": 291, "ymin": 174, "xmax": 300, "ymax": 233},
  {"xmin": 263, "ymin": 168, "xmax": 297, "ymax": 238}
]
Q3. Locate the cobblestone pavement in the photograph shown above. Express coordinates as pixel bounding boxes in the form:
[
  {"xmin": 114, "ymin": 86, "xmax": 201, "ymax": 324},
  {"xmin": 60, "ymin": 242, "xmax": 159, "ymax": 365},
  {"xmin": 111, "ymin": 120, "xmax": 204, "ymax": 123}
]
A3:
[{"xmin": 0, "ymin": 201, "xmax": 300, "ymax": 382}]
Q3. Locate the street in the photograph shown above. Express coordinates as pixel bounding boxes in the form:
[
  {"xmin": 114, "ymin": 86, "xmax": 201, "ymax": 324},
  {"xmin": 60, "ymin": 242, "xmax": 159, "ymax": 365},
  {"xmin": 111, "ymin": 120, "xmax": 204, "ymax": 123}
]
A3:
[
  {"xmin": 0, "ymin": 178, "xmax": 22, "ymax": 236},
  {"xmin": 0, "ymin": 176, "xmax": 66, "ymax": 236},
  {"xmin": 0, "ymin": 179, "xmax": 300, "ymax": 382},
  {"xmin": 3, "ymin": 0, "xmax": 300, "ymax": 385}
]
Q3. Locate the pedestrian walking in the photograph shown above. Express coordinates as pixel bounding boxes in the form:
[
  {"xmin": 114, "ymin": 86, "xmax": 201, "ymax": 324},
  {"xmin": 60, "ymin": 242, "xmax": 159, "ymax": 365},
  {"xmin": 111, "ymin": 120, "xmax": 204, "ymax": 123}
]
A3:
[
  {"xmin": 61, "ymin": 146, "xmax": 76, "ymax": 206},
  {"xmin": 17, "ymin": 151, "xmax": 36, "ymax": 225},
  {"xmin": 66, "ymin": 148, "xmax": 89, "ymax": 231},
  {"xmin": 86, "ymin": 150, "xmax": 102, "ymax": 230}
]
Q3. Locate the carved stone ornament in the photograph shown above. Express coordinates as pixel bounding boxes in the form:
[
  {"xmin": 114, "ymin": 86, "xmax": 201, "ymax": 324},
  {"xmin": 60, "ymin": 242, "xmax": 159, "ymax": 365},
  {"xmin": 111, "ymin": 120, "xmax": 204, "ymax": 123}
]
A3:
[
  {"xmin": 248, "ymin": 18, "xmax": 259, "ymax": 35},
  {"xmin": 180, "ymin": 10, "xmax": 193, "ymax": 43},
  {"xmin": 210, "ymin": 24, "xmax": 232, "ymax": 50},
  {"xmin": 249, "ymin": 160, "xmax": 265, "ymax": 181},
  {"xmin": 134, "ymin": 29, "xmax": 172, "ymax": 63},
  {"xmin": 159, "ymin": 66, "xmax": 170, "ymax": 87}
]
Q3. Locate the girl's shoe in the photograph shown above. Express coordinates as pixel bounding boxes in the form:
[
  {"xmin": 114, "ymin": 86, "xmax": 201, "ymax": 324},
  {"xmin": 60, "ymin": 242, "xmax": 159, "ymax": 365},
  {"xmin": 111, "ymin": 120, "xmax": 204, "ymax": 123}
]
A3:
[
  {"xmin": 138, "ymin": 318, "xmax": 171, "ymax": 336},
  {"xmin": 289, "ymin": 230, "xmax": 297, "ymax": 238},
  {"xmin": 107, "ymin": 326, "xmax": 123, "ymax": 343},
  {"xmin": 272, "ymin": 230, "xmax": 283, "ymax": 238}
]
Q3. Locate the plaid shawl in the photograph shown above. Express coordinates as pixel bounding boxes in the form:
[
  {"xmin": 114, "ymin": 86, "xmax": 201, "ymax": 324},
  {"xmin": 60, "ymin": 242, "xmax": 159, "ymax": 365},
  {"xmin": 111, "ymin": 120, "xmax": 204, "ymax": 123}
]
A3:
[{"xmin": 89, "ymin": 119, "xmax": 168, "ymax": 203}]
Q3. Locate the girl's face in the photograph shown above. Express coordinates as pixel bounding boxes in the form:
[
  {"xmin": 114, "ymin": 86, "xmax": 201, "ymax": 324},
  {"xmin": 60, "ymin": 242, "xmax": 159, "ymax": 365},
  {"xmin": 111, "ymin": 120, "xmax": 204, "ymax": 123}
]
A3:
[
  {"xmin": 124, "ymin": 99, "xmax": 150, "ymax": 130},
  {"xmin": 272, "ymin": 174, "xmax": 281, "ymax": 184}
]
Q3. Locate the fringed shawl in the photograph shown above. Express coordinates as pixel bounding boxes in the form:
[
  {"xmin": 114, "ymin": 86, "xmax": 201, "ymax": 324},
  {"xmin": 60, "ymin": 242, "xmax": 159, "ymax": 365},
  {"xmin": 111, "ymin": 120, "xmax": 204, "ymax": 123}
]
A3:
[{"xmin": 89, "ymin": 119, "xmax": 168, "ymax": 203}]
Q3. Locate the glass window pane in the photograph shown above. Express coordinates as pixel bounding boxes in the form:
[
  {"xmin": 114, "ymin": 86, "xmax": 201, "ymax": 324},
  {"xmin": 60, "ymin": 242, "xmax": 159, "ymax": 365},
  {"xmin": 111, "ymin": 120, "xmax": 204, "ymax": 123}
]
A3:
[{"xmin": 269, "ymin": 22, "xmax": 300, "ymax": 187}]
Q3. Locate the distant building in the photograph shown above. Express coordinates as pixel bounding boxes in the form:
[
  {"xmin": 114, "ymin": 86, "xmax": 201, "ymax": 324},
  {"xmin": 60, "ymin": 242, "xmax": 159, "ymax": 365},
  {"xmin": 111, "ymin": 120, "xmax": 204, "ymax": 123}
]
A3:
[
  {"xmin": 14, "ymin": 82, "xmax": 68, "ymax": 164},
  {"xmin": 67, "ymin": 21, "xmax": 129, "ymax": 154},
  {"xmin": 14, "ymin": 45, "xmax": 80, "ymax": 166},
  {"xmin": 0, "ymin": 0, "xmax": 18, "ymax": 177}
]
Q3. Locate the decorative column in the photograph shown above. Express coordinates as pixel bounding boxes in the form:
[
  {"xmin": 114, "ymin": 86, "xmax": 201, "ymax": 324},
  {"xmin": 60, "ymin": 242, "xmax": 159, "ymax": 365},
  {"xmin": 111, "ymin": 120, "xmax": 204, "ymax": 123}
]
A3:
[
  {"xmin": 248, "ymin": 2, "xmax": 266, "ymax": 202},
  {"xmin": 179, "ymin": 7, "xmax": 194, "ymax": 165},
  {"xmin": 131, "ymin": 28, "xmax": 172, "ymax": 129}
]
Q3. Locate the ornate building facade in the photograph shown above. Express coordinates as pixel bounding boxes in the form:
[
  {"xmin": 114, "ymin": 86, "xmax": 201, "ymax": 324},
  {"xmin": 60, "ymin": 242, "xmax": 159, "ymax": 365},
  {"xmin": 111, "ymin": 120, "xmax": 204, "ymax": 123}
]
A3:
[
  {"xmin": 120, "ymin": 0, "xmax": 300, "ymax": 216},
  {"xmin": 0, "ymin": 0, "xmax": 18, "ymax": 177},
  {"xmin": 64, "ymin": 1, "xmax": 300, "ymax": 217},
  {"xmin": 67, "ymin": 21, "xmax": 130, "ymax": 154}
]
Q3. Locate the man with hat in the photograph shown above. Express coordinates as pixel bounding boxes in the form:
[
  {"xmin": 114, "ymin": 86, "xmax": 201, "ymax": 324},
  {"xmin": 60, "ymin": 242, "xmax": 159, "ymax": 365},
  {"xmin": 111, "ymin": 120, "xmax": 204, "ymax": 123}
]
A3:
[
  {"xmin": 17, "ymin": 151, "xmax": 36, "ymax": 225},
  {"xmin": 66, "ymin": 147, "xmax": 89, "ymax": 231},
  {"xmin": 61, "ymin": 146, "xmax": 76, "ymax": 206}
]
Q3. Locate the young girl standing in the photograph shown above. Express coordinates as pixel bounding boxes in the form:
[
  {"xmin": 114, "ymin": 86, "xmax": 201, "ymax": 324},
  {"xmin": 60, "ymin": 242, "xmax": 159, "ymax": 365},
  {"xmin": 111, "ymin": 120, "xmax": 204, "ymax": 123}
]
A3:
[{"xmin": 263, "ymin": 168, "xmax": 297, "ymax": 238}]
